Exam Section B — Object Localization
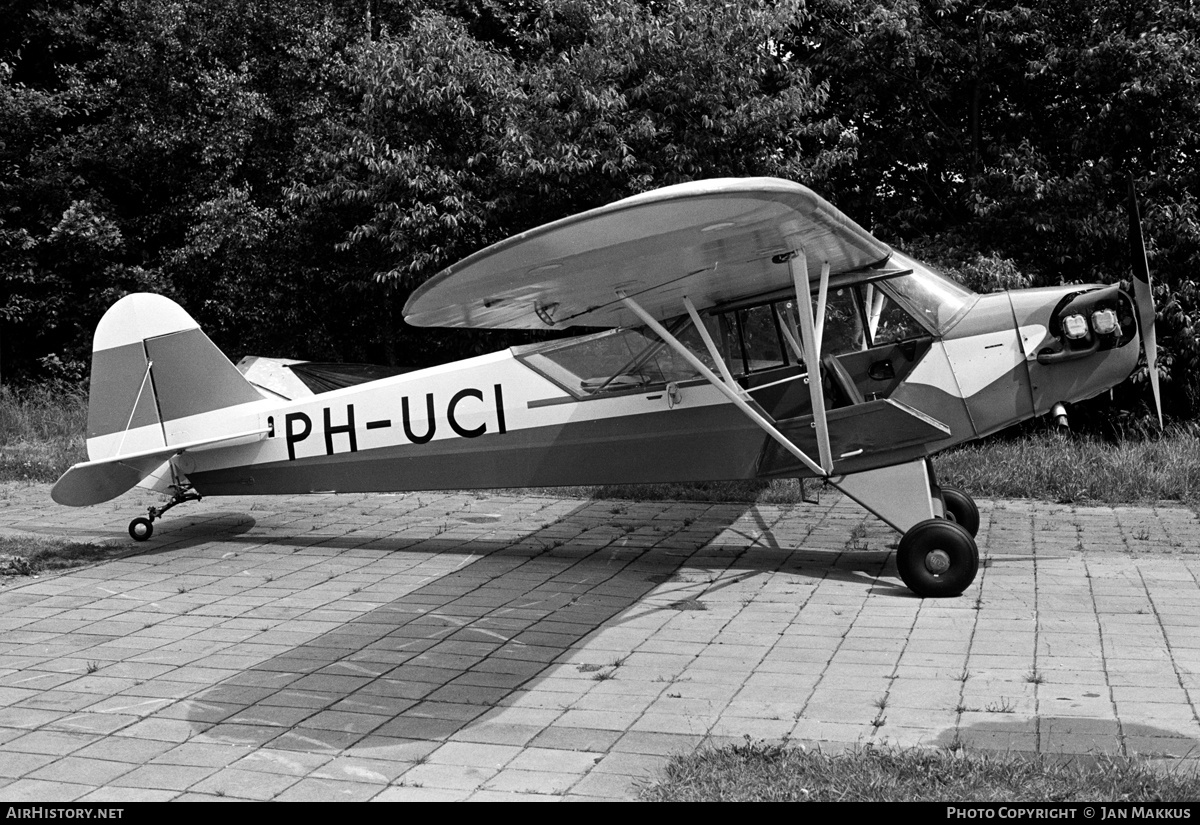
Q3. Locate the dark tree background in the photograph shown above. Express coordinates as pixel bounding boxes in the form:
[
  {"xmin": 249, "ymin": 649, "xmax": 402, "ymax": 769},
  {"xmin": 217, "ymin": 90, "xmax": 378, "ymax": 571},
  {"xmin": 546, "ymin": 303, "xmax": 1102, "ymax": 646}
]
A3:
[{"xmin": 2, "ymin": 0, "xmax": 1197, "ymax": 419}]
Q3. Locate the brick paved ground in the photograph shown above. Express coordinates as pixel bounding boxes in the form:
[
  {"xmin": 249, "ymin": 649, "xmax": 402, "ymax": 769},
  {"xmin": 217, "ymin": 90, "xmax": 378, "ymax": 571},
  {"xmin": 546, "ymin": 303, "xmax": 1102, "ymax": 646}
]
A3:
[{"xmin": 0, "ymin": 482, "xmax": 1198, "ymax": 800}]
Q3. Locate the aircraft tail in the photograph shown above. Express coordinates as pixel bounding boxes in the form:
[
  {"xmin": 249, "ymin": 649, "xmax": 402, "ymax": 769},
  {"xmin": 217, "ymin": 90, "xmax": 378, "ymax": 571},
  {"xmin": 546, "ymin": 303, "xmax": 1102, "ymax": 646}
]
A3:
[{"xmin": 52, "ymin": 294, "xmax": 265, "ymax": 506}]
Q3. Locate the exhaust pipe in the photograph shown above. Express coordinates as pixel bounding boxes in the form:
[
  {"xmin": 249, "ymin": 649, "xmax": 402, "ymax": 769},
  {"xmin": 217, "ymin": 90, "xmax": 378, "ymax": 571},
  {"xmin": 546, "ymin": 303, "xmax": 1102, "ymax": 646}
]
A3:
[{"xmin": 1051, "ymin": 402, "xmax": 1069, "ymax": 429}]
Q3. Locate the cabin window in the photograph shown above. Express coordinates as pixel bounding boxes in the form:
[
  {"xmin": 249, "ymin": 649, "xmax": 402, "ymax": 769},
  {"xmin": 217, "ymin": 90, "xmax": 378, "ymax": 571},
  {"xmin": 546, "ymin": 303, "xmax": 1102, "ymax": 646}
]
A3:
[
  {"xmin": 862, "ymin": 283, "xmax": 927, "ymax": 345},
  {"xmin": 515, "ymin": 316, "xmax": 719, "ymax": 398},
  {"xmin": 515, "ymin": 260, "xmax": 968, "ymax": 400},
  {"xmin": 735, "ymin": 304, "xmax": 790, "ymax": 373},
  {"xmin": 715, "ymin": 299, "xmax": 805, "ymax": 376},
  {"xmin": 711, "ymin": 277, "xmax": 939, "ymax": 367},
  {"xmin": 717, "ymin": 291, "xmax": 873, "ymax": 369},
  {"xmin": 820, "ymin": 288, "xmax": 868, "ymax": 355}
]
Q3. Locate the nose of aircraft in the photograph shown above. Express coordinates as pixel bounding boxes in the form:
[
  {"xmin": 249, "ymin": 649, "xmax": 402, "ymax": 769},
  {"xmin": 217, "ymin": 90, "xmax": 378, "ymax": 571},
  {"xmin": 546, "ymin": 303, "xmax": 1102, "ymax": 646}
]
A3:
[{"xmin": 1005, "ymin": 282, "xmax": 1141, "ymax": 423}]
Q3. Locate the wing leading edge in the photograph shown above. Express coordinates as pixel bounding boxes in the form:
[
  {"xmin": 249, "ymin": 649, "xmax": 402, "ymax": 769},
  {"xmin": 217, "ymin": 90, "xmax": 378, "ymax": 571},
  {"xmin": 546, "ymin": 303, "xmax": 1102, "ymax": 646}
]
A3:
[{"xmin": 403, "ymin": 177, "xmax": 891, "ymax": 331}]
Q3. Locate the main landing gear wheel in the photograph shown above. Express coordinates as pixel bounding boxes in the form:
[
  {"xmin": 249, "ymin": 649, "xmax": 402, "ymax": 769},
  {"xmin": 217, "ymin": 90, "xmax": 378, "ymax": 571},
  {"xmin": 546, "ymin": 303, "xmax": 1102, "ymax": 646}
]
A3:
[
  {"xmin": 941, "ymin": 486, "xmax": 980, "ymax": 538},
  {"xmin": 129, "ymin": 517, "xmax": 153, "ymax": 542},
  {"xmin": 897, "ymin": 518, "xmax": 978, "ymax": 598}
]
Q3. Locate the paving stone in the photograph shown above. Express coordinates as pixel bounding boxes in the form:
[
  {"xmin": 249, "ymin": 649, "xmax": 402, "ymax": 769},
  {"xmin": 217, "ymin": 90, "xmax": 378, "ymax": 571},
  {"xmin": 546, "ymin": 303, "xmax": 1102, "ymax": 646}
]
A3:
[{"xmin": 3, "ymin": 487, "xmax": 1200, "ymax": 800}]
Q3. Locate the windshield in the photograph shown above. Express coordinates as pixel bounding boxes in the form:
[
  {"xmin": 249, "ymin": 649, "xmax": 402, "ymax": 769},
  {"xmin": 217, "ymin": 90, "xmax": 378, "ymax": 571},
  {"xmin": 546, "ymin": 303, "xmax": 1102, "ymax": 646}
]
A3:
[{"xmin": 879, "ymin": 251, "xmax": 977, "ymax": 333}]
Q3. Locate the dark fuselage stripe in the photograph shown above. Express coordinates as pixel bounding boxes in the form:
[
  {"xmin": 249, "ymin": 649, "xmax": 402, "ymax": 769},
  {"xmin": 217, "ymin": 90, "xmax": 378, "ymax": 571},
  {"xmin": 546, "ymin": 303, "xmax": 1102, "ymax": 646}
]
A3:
[{"xmin": 188, "ymin": 403, "xmax": 768, "ymax": 495}]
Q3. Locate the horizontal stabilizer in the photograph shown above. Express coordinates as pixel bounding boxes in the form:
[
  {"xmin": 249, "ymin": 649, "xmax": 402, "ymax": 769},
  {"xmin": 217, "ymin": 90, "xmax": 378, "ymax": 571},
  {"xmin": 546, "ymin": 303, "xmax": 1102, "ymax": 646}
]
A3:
[
  {"xmin": 51, "ymin": 427, "xmax": 269, "ymax": 507},
  {"xmin": 52, "ymin": 456, "xmax": 172, "ymax": 507}
]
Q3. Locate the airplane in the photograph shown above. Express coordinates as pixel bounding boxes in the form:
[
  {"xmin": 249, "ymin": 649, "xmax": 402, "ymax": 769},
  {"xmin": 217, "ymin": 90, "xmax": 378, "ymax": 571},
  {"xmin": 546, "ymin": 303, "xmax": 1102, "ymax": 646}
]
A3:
[{"xmin": 50, "ymin": 177, "xmax": 1161, "ymax": 599}]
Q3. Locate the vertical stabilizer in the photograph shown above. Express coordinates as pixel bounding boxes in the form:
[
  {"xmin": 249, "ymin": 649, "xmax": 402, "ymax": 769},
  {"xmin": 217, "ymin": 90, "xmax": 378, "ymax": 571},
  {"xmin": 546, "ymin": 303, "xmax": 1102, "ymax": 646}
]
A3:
[{"xmin": 85, "ymin": 294, "xmax": 262, "ymax": 461}]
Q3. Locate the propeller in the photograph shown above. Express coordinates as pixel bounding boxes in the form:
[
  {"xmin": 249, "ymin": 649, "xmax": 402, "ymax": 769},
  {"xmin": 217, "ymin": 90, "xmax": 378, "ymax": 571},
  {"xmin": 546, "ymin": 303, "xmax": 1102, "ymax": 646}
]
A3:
[{"xmin": 1127, "ymin": 177, "xmax": 1163, "ymax": 428}]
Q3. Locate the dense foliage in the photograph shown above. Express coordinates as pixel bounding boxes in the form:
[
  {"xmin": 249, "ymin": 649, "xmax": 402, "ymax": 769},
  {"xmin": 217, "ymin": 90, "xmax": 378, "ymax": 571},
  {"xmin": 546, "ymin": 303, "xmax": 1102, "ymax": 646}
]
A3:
[{"xmin": 2, "ymin": 0, "xmax": 1197, "ymax": 420}]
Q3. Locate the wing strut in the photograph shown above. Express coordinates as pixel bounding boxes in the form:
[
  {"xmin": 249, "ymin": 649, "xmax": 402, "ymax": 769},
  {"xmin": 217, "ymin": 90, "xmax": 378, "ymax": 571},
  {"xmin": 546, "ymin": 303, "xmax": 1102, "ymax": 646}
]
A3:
[
  {"xmin": 789, "ymin": 251, "xmax": 834, "ymax": 474},
  {"xmin": 682, "ymin": 296, "xmax": 740, "ymax": 390},
  {"xmin": 618, "ymin": 291, "xmax": 828, "ymax": 478},
  {"xmin": 776, "ymin": 306, "xmax": 805, "ymax": 364},
  {"xmin": 814, "ymin": 260, "xmax": 830, "ymax": 355}
]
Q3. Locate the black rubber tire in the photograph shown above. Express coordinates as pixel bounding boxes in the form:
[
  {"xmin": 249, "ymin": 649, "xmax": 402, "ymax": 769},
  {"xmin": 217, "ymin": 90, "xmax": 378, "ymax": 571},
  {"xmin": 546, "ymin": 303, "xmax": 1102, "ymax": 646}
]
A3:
[
  {"xmin": 129, "ymin": 517, "xmax": 153, "ymax": 542},
  {"xmin": 897, "ymin": 518, "xmax": 978, "ymax": 598},
  {"xmin": 941, "ymin": 486, "xmax": 980, "ymax": 538}
]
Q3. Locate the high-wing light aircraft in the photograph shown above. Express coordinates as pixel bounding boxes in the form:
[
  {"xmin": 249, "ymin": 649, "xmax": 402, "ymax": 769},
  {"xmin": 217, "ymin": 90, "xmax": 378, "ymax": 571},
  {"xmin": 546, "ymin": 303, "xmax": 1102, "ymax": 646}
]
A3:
[{"xmin": 51, "ymin": 178, "xmax": 1160, "ymax": 598}]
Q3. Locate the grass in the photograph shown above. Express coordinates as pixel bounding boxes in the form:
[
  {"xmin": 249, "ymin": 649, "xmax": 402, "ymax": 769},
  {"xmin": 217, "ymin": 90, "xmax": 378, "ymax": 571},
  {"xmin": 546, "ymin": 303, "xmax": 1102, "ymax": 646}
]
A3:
[
  {"xmin": 641, "ymin": 740, "xmax": 1200, "ymax": 802},
  {"xmin": 0, "ymin": 383, "xmax": 87, "ymax": 482},
  {"xmin": 935, "ymin": 424, "xmax": 1200, "ymax": 505},
  {"xmin": 0, "ymin": 535, "xmax": 126, "ymax": 576}
]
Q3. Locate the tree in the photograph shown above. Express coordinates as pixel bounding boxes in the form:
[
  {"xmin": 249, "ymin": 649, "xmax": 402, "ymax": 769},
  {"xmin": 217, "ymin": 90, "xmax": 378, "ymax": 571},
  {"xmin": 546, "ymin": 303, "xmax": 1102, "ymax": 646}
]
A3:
[
  {"xmin": 799, "ymin": 0, "xmax": 1200, "ymax": 417},
  {"xmin": 0, "ymin": 0, "xmax": 368, "ymax": 375},
  {"xmin": 4, "ymin": 0, "xmax": 1195, "ymax": 420},
  {"xmin": 287, "ymin": 0, "xmax": 855, "ymax": 364}
]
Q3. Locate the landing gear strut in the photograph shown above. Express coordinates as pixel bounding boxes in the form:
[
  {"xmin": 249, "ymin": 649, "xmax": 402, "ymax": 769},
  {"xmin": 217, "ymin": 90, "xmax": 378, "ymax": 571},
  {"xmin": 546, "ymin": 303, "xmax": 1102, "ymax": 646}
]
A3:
[
  {"xmin": 128, "ymin": 487, "xmax": 201, "ymax": 541},
  {"xmin": 831, "ymin": 457, "xmax": 981, "ymax": 598}
]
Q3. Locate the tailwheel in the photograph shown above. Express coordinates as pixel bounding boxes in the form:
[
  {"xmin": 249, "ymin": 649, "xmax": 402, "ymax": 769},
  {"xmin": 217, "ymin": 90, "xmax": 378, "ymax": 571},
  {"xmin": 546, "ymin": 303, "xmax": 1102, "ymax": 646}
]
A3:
[
  {"xmin": 129, "ymin": 517, "xmax": 153, "ymax": 542},
  {"xmin": 127, "ymin": 487, "xmax": 202, "ymax": 543},
  {"xmin": 897, "ymin": 518, "xmax": 978, "ymax": 598},
  {"xmin": 941, "ymin": 486, "xmax": 980, "ymax": 538}
]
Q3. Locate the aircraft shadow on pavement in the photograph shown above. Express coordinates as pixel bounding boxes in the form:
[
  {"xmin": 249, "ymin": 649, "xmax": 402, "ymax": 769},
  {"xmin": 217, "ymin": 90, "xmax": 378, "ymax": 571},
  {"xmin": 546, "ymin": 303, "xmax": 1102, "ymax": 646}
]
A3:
[
  {"xmin": 936, "ymin": 717, "xmax": 1200, "ymax": 761},
  {"xmin": 173, "ymin": 495, "xmax": 900, "ymax": 752}
]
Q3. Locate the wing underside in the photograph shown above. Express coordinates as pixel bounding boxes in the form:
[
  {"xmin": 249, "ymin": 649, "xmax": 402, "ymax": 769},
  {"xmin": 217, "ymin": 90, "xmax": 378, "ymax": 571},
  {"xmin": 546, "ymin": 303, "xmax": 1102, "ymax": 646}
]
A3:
[{"xmin": 403, "ymin": 178, "xmax": 891, "ymax": 331}]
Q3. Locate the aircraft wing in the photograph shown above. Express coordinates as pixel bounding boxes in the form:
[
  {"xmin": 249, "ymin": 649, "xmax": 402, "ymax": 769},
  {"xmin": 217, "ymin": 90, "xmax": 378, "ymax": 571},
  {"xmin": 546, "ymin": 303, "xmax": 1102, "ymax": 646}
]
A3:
[{"xmin": 403, "ymin": 177, "xmax": 892, "ymax": 330}]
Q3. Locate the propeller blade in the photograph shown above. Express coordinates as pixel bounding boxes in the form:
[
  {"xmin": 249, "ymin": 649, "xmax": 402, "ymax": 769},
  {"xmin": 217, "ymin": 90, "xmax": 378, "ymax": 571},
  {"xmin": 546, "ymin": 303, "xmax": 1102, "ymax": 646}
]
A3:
[{"xmin": 1128, "ymin": 177, "xmax": 1163, "ymax": 428}]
